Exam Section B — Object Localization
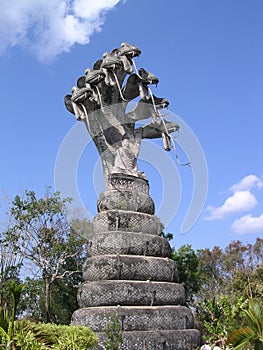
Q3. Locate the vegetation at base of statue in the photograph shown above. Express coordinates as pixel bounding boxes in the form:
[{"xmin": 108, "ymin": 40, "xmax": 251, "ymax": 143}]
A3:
[
  {"xmin": 0, "ymin": 189, "xmax": 262, "ymax": 349},
  {"xmin": 226, "ymin": 297, "xmax": 263, "ymax": 350},
  {"xmin": 0, "ymin": 281, "xmax": 98, "ymax": 349},
  {"xmin": 166, "ymin": 234, "xmax": 263, "ymax": 349}
]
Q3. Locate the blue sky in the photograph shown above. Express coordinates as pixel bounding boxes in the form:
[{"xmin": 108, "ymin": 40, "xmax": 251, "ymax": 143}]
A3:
[{"xmin": 0, "ymin": 0, "xmax": 262, "ymax": 251}]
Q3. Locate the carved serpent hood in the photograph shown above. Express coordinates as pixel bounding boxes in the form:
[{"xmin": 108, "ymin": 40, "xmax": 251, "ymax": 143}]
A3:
[{"xmin": 64, "ymin": 42, "xmax": 179, "ymax": 181}]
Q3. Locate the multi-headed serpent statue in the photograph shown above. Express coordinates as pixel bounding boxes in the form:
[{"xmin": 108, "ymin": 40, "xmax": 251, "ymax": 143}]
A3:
[
  {"xmin": 64, "ymin": 42, "xmax": 179, "ymax": 183},
  {"xmin": 64, "ymin": 43, "xmax": 200, "ymax": 350}
]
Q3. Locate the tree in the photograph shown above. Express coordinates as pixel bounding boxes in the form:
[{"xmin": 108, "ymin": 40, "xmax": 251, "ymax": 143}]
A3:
[
  {"xmin": 196, "ymin": 246, "xmax": 225, "ymax": 301},
  {"xmin": 19, "ymin": 277, "xmax": 45, "ymax": 322},
  {"xmin": 0, "ymin": 233, "xmax": 23, "ymax": 310},
  {"xmin": 171, "ymin": 244, "xmax": 204, "ymax": 304},
  {"xmin": 0, "ymin": 193, "xmax": 23, "ymax": 310},
  {"xmin": 19, "ymin": 235, "xmax": 87, "ymax": 324},
  {"xmin": 225, "ymin": 239, "xmax": 263, "ymax": 300},
  {"xmin": 196, "ymin": 239, "xmax": 263, "ymax": 303},
  {"xmin": 195, "ymin": 239, "xmax": 263, "ymax": 346},
  {"xmin": 227, "ymin": 298, "xmax": 263, "ymax": 350},
  {"xmin": 249, "ymin": 262, "xmax": 263, "ymax": 299},
  {"xmin": 8, "ymin": 189, "xmax": 89, "ymax": 323}
]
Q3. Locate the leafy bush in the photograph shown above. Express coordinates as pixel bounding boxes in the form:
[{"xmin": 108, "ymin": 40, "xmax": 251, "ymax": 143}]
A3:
[
  {"xmin": 0, "ymin": 281, "xmax": 98, "ymax": 350},
  {"xmin": 227, "ymin": 298, "xmax": 263, "ymax": 350},
  {"xmin": 13, "ymin": 321, "xmax": 98, "ymax": 350},
  {"xmin": 52, "ymin": 323, "xmax": 98, "ymax": 350}
]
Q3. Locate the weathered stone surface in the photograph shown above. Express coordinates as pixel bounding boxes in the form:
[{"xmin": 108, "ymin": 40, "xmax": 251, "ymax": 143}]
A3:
[
  {"xmin": 93, "ymin": 209, "xmax": 162, "ymax": 235},
  {"xmin": 78, "ymin": 280, "xmax": 185, "ymax": 307},
  {"xmin": 71, "ymin": 305, "xmax": 194, "ymax": 332},
  {"xmin": 95, "ymin": 329, "xmax": 201, "ymax": 350},
  {"xmin": 107, "ymin": 174, "xmax": 149, "ymax": 193},
  {"xmin": 88, "ymin": 231, "xmax": 172, "ymax": 257},
  {"xmin": 97, "ymin": 190, "xmax": 155, "ymax": 214},
  {"xmin": 83, "ymin": 255, "xmax": 179, "ymax": 282}
]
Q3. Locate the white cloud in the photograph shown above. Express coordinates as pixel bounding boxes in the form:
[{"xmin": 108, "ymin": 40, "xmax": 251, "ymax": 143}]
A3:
[
  {"xmin": 73, "ymin": 0, "xmax": 121, "ymax": 19},
  {"xmin": 231, "ymin": 213, "xmax": 263, "ymax": 234},
  {"xmin": 0, "ymin": 0, "xmax": 121, "ymax": 63},
  {"xmin": 204, "ymin": 174, "xmax": 263, "ymax": 221},
  {"xmin": 230, "ymin": 174, "xmax": 263, "ymax": 192},
  {"xmin": 204, "ymin": 190, "xmax": 257, "ymax": 220}
]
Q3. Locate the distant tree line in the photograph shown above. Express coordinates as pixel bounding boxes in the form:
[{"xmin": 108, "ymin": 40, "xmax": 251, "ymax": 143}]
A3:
[{"xmin": 171, "ymin": 237, "xmax": 263, "ymax": 348}]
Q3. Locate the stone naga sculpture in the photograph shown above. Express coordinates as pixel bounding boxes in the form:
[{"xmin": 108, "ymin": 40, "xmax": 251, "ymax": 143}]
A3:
[
  {"xmin": 64, "ymin": 43, "xmax": 201, "ymax": 350},
  {"xmin": 64, "ymin": 42, "xmax": 179, "ymax": 185}
]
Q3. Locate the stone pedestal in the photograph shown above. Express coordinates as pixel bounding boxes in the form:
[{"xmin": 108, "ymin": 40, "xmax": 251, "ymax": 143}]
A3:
[{"xmin": 72, "ymin": 174, "xmax": 200, "ymax": 349}]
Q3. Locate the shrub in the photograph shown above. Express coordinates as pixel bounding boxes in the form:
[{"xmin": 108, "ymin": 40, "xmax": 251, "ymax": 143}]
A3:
[{"xmin": 13, "ymin": 321, "xmax": 98, "ymax": 350}]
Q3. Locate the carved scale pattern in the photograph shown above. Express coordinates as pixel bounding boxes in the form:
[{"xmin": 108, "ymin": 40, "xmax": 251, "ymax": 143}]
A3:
[{"xmin": 72, "ymin": 174, "xmax": 201, "ymax": 349}]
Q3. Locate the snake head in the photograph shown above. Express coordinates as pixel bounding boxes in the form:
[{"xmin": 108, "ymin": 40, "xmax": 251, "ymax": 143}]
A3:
[
  {"xmin": 150, "ymin": 95, "xmax": 169, "ymax": 109},
  {"xmin": 101, "ymin": 52, "xmax": 122, "ymax": 70},
  {"xmin": 71, "ymin": 86, "xmax": 93, "ymax": 103},
  {"xmin": 138, "ymin": 68, "xmax": 159, "ymax": 86},
  {"xmin": 85, "ymin": 69, "xmax": 106, "ymax": 85},
  {"xmin": 117, "ymin": 42, "xmax": 141, "ymax": 58}
]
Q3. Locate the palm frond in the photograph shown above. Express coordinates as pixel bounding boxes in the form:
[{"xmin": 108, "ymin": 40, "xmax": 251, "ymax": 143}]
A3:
[
  {"xmin": 243, "ymin": 299, "xmax": 263, "ymax": 335},
  {"xmin": 227, "ymin": 326, "xmax": 254, "ymax": 349},
  {"xmin": 0, "ymin": 307, "xmax": 9, "ymax": 333}
]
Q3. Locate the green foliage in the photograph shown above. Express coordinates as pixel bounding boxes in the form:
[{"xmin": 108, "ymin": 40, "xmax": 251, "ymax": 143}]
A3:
[
  {"xmin": 170, "ymin": 239, "xmax": 263, "ymax": 346},
  {"xmin": 227, "ymin": 298, "xmax": 263, "ymax": 350},
  {"xmin": 18, "ymin": 278, "xmax": 45, "ymax": 322},
  {"xmin": 7, "ymin": 189, "xmax": 88, "ymax": 323},
  {"xmin": 196, "ymin": 246, "xmax": 224, "ymax": 300},
  {"xmin": 9, "ymin": 282, "xmax": 24, "ymax": 339},
  {"xmin": 161, "ymin": 231, "xmax": 173, "ymax": 242},
  {"xmin": 13, "ymin": 320, "xmax": 57, "ymax": 349},
  {"xmin": 103, "ymin": 314, "xmax": 123, "ymax": 350},
  {"xmin": 10, "ymin": 190, "xmax": 73, "ymax": 272},
  {"xmin": 197, "ymin": 239, "xmax": 263, "ymax": 303},
  {"xmin": 172, "ymin": 244, "xmax": 204, "ymax": 303},
  {"xmin": 0, "ymin": 307, "xmax": 10, "ymax": 346},
  {"xmin": 0, "ymin": 320, "xmax": 98, "ymax": 350},
  {"xmin": 14, "ymin": 326, "xmax": 49, "ymax": 350},
  {"xmin": 0, "ymin": 306, "xmax": 9, "ymax": 332},
  {"xmin": 199, "ymin": 295, "xmax": 246, "ymax": 345},
  {"xmin": 20, "ymin": 271, "xmax": 82, "ymax": 324},
  {"xmin": 0, "ymin": 281, "xmax": 24, "ymax": 348},
  {"xmin": 2, "ymin": 188, "xmax": 263, "ymax": 349},
  {"xmin": 13, "ymin": 322, "xmax": 98, "ymax": 350},
  {"xmin": 49, "ymin": 278, "xmax": 79, "ymax": 325},
  {"xmin": 54, "ymin": 324, "xmax": 98, "ymax": 350},
  {"xmin": 0, "ymin": 206, "xmax": 23, "ymax": 311},
  {"xmin": 0, "ymin": 280, "xmax": 98, "ymax": 350}
]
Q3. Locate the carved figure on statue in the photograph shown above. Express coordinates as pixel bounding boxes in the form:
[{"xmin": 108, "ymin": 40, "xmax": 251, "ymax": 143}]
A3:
[{"xmin": 112, "ymin": 131, "xmax": 145, "ymax": 179}]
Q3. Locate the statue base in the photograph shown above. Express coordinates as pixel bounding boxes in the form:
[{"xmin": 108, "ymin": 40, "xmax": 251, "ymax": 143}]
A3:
[
  {"xmin": 96, "ymin": 329, "xmax": 200, "ymax": 350},
  {"xmin": 72, "ymin": 174, "xmax": 200, "ymax": 349}
]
